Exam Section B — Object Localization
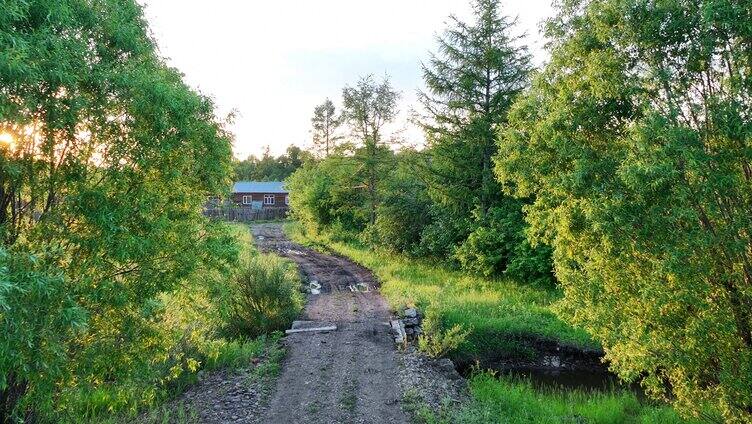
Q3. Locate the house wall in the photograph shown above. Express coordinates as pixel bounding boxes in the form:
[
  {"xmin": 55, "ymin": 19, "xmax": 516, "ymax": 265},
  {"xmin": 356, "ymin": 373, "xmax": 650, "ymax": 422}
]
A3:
[{"xmin": 232, "ymin": 192, "xmax": 289, "ymax": 208}]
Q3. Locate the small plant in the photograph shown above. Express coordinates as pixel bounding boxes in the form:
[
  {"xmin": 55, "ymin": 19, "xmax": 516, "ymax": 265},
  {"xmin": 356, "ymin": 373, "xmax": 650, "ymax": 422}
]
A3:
[
  {"xmin": 227, "ymin": 254, "xmax": 304, "ymax": 338},
  {"xmin": 417, "ymin": 308, "xmax": 470, "ymax": 358}
]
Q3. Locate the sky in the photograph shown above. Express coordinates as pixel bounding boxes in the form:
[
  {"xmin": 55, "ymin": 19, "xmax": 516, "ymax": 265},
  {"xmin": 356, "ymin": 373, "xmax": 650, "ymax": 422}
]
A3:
[{"xmin": 139, "ymin": 0, "xmax": 555, "ymax": 159}]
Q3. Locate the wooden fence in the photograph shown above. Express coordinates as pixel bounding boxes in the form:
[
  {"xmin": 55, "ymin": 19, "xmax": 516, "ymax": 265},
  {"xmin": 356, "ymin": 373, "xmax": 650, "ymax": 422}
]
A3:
[{"xmin": 203, "ymin": 206, "xmax": 288, "ymax": 222}]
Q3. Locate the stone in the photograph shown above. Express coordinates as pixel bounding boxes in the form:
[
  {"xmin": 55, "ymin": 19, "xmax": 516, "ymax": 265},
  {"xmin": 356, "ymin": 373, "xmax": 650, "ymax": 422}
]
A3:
[
  {"xmin": 404, "ymin": 308, "xmax": 418, "ymax": 318},
  {"xmin": 402, "ymin": 317, "xmax": 420, "ymax": 327}
]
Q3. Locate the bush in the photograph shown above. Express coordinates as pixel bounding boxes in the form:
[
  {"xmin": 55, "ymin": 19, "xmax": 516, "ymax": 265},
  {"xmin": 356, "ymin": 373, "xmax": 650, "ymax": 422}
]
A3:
[
  {"xmin": 363, "ymin": 154, "xmax": 433, "ymax": 253},
  {"xmin": 226, "ymin": 254, "xmax": 304, "ymax": 338},
  {"xmin": 453, "ymin": 204, "xmax": 554, "ymax": 286},
  {"xmin": 287, "ymin": 157, "xmax": 368, "ymax": 235},
  {"xmin": 416, "ymin": 308, "xmax": 470, "ymax": 359}
]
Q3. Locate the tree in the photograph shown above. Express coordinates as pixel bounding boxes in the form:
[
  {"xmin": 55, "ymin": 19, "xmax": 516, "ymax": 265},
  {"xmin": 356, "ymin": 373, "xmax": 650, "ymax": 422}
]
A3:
[
  {"xmin": 233, "ymin": 145, "xmax": 312, "ymax": 181},
  {"xmin": 415, "ymin": 0, "xmax": 549, "ymax": 282},
  {"xmin": 341, "ymin": 75, "xmax": 399, "ymax": 224},
  {"xmin": 310, "ymin": 98, "xmax": 342, "ymax": 157},
  {"xmin": 496, "ymin": 0, "xmax": 752, "ymax": 420},
  {"xmin": 0, "ymin": 0, "xmax": 233, "ymax": 418},
  {"xmin": 418, "ymin": 0, "xmax": 531, "ymax": 218}
]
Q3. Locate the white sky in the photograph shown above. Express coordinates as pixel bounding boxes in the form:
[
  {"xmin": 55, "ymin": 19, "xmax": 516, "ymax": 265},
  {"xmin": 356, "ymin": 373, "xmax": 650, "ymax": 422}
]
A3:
[{"xmin": 139, "ymin": 0, "xmax": 554, "ymax": 159}]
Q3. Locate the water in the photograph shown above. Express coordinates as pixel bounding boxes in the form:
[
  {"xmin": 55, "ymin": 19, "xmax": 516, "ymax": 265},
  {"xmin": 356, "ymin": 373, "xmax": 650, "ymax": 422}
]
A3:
[
  {"xmin": 500, "ymin": 367, "xmax": 635, "ymax": 393},
  {"xmin": 458, "ymin": 353, "xmax": 645, "ymax": 396}
]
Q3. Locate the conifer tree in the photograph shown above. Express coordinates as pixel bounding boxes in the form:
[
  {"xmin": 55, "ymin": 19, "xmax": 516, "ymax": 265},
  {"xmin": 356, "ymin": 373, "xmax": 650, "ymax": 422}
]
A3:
[
  {"xmin": 418, "ymin": 0, "xmax": 531, "ymax": 219},
  {"xmin": 416, "ymin": 0, "xmax": 548, "ymax": 281}
]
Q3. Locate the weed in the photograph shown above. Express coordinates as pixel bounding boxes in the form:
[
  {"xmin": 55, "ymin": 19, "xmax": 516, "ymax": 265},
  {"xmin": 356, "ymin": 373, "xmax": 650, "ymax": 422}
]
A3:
[
  {"xmin": 418, "ymin": 308, "xmax": 471, "ymax": 358},
  {"xmin": 340, "ymin": 383, "xmax": 358, "ymax": 413}
]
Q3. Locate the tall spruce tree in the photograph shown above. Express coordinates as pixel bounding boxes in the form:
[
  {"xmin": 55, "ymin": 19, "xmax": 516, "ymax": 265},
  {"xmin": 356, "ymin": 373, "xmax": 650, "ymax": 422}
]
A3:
[
  {"xmin": 418, "ymin": 0, "xmax": 531, "ymax": 219},
  {"xmin": 416, "ymin": 0, "xmax": 548, "ymax": 281}
]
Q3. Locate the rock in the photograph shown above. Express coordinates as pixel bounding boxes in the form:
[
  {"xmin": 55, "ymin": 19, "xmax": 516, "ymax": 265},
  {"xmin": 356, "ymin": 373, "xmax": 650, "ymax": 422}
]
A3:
[
  {"xmin": 402, "ymin": 317, "xmax": 420, "ymax": 327},
  {"xmin": 435, "ymin": 358, "xmax": 456, "ymax": 373},
  {"xmin": 404, "ymin": 308, "xmax": 418, "ymax": 318}
]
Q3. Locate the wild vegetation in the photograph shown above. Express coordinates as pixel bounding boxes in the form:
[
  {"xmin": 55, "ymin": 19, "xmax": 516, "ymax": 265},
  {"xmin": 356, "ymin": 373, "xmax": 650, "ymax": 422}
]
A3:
[
  {"xmin": 288, "ymin": 0, "xmax": 752, "ymax": 421},
  {"xmin": 288, "ymin": 224, "xmax": 594, "ymax": 362},
  {"xmin": 409, "ymin": 373, "xmax": 692, "ymax": 424},
  {"xmin": 2, "ymin": 0, "xmax": 750, "ymax": 422},
  {"xmin": 0, "ymin": 1, "xmax": 300, "ymax": 421},
  {"xmin": 233, "ymin": 145, "xmax": 312, "ymax": 182}
]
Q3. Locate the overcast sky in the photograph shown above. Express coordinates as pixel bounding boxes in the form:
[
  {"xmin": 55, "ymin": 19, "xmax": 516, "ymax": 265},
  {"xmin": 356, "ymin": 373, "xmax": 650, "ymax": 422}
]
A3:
[{"xmin": 139, "ymin": 0, "xmax": 555, "ymax": 158}]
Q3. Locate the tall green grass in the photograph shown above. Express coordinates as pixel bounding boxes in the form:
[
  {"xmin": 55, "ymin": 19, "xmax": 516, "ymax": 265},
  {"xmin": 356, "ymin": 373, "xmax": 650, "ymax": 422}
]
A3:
[
  {"xmin": 287, "ymin": 223, "xmax": 596, "ymax": 361},
  {"xmin": 412, "ymin": 373, "xmax": 694, "ymax": 424}
]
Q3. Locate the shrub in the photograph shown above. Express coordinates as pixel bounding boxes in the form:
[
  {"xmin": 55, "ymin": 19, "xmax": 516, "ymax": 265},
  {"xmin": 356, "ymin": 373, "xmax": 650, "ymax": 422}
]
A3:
[
  {"xmin": 226, "ymin": 255, "xmax": 304, "ymax": 338},
  {"xmin": 453, "ymin": 204, "xmax": 554, "ymax": 286},
  {"xmin": 287, "ymin": 157, "xmax": 368, "ymax": 235},
  {"xmin": 363, "ymin": 154, "xmax": 433, "ymax": 253},
  {"xmin": 417, "ymin": 308, "xmax": 470, "ymax": 359}
]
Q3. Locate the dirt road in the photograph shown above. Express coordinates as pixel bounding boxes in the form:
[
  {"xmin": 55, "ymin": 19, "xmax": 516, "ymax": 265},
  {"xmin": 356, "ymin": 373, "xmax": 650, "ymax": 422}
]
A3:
[{"xmin": 251, "ymin": 223, "xmax": 409, "ymax": 424}]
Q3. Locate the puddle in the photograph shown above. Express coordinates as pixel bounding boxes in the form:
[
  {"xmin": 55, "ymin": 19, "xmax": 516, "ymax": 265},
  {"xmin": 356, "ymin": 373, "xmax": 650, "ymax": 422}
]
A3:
[
  {"xmin": 459, "ymin": 355, "xmax": 645, "ymax": 397},
  {"xmin": 502, "ymin": 367, "xmax": 630, "ymax": 392}
]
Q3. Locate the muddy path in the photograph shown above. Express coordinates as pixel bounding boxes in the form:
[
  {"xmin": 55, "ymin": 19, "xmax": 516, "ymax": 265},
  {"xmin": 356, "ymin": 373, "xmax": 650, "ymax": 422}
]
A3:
[{"xmin": 251, "ymin": 223, "xmax": 410, "ymax": 424}]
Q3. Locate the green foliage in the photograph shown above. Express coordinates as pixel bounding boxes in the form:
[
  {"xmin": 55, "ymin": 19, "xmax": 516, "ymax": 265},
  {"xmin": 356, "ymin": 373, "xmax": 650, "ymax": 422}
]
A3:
[
  {"xmin": 286, "ymin": 156, "xmax": 368, "ymax": 235},
  {"xmin": 226, "ymin": 254, "xmax": 304, "ymax": 338},
  {"xmin": 419, "ymin": 373, "xmax": 694, "ymax": 424},
  {"xmin": 233, "ymin": 145, "xmax": 312, "ymax": 181},
  {"xmin": 495, "ymin": 0, "xmax": 752, "ymax": 420},
  {"xmin": 310, "ymin": 98, "xmax": 343, "ymax": 157},
  {"xmin": 362, "ymin": 151, "xmax": 433, "ymax": 254},
  {"xmin": 341, "ymin": 74, "xmax": 400, "ymax": 225},
  {"xmin": 454, "ymin": 204, "xmax": 554, "ymax": 285},
  {"xmin": 417, "ymin": 308, "xmax": 470, "ymax": 358},
  {"xmin": 0, "ymin": 0, "xmax": 237, "ymax": 419},
  {"xmin": 0, "ymin": 248, "xmax": 86, "ymax": 420},
  {"xmin": 289, "ymin": 224, "xmax": 596, "ymax": 363},
  {"xmin": 413, "ymin": 0, "xmax": 547, "ymax": 281}
]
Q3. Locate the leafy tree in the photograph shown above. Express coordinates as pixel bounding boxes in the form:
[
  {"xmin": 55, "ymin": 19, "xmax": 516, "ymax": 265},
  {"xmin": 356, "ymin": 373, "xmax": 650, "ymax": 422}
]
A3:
[
  {"xmin": 496, "ymin": 0, "xmax": 752, "ymax": 420},
  {"xmin": 341, "ymin": 75, "xmax": 400, "ymax": 225},
  {"xmin": 363, "ymin": 149, "xmax": 432, "ymax": 253},
  {"xmin": 416, "ymin": 0, "xmax": 550, "ymax": 283},
  {"xmin": 287, "ymin": 156, "xmax": 367, "ymax": 235},
  {"xmin": 233, "ymin": 145, "xmax": 312, "ymax": 181},
  {"xmin": 0, "ymin": 0, "xmax": 233, "ymax": 418},
  {"xmin": 310, "ymin": 98, "xmax": 342, "ymax": 157}
]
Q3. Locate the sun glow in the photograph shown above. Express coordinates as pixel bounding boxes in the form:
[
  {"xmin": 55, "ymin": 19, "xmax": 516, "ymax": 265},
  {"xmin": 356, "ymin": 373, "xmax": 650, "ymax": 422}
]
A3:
[{"xmin": 0, "ymin": 132, "xmax": 14, "ymax": 149}]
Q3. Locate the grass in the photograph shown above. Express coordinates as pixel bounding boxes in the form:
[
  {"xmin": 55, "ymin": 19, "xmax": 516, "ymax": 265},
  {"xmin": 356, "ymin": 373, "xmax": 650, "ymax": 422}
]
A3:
[
  {"xmin": 286, "ymin": 223, "xmax": 596, "ymax": 362},
  {"xmin": 413, "ymin": 373, "xmax": 695, "ymax": 424},
  {"xmin": 64, "ymin": 222, "xmax": 295, "ymax": 423},
  {"xmin": 139, "ymin": 402, "xmax": 199, "ymax": 424},
  {"xmin": 288, "ymin": 223, "xmax": 698, "ymax": 423}
]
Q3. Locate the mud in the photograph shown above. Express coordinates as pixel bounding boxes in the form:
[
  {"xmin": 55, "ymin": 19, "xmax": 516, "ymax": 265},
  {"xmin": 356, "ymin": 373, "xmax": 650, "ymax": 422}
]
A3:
[
  {"xmin": 251, "ymin": 223, "xmax": 409, "ymax": 424},
  {"xmin": 152, "ymin": 223, "xmax": 467, "ymax": 423}
]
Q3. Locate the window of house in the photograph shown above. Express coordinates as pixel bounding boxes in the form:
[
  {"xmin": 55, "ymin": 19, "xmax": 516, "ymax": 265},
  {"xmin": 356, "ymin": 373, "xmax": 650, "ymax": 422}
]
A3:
[
  {"xmin": 264, "ymin": 194, "xmax": 275, "ymax": 205},
  {"xmin": 285, "ymin": 196, "xmax": 289, "ymax": 205},
  {"xmin": 242, "ymin": 195, "xmax": 252, "ymax": 205}
]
